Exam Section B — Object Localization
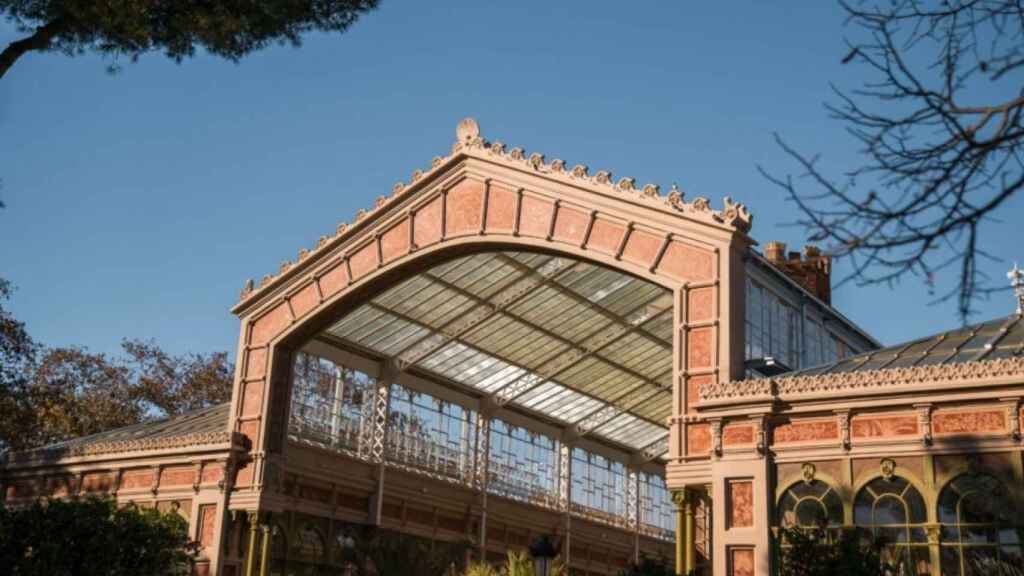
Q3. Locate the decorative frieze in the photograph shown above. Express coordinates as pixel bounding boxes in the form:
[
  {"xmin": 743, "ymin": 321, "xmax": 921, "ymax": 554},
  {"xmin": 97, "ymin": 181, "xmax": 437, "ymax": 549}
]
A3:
[{"xmin": 700, "ymin": 356, "xmax": 1024, "ymax": 404}]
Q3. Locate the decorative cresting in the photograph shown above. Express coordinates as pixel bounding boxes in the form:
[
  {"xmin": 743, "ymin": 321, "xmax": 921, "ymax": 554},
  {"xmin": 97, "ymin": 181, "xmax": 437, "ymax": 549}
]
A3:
[
  {"xmin": 699, "ymin": 355, "xmax": 1024, "ymax": 404},
  {"xmin": 236, "ymin": 117, "xmax": 752, "ymax": 302},
  {"xmin": 1, "ymin": 431, "xmax": 238, "ymax": 463},
  {"xmin": 228, "ymin": 118, "xmax": 738, "ymax": 488}
]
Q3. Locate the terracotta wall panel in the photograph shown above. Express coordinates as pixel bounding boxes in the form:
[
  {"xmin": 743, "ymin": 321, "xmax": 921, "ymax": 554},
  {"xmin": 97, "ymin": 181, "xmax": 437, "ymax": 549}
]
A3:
[
  {"xmin": 198, "ymin": 504, "xmax": 217, "ymax": 548},
  {"xmin": 933, "ymin": 410, "xmax": 1006, "ymax": 435},
  {"xmin": 773, "ymin": 420, "xmax": 839, "ymax": 444},
  {"xmin": 380, "ymin": 220, "xmax": 411, "ymax": 264},
  {"xmin": 241, "ymin": 379, "xmax": 264, "ymax": 417},
  {"xmin": 687, "ymin": 287, "xmax": 715, "ymax": 323},
  {"xmin": 687, "ymin": 327, "xmax": 714, "ymax": 369},
  {"xmin": 348, "ymin": 243, "xmax": 378, "ymax": 281},
  {"xmin": 82, "ymin": 473, "xmax": 114, "ymax": 493},
  {"xmin": 552, "ymin": 206, "xmax": 589, "ymax": 245},
  {"xmin": 723, "ymin": 424, "xmax": 755, "ymax": 446},
  {"xmin": 120, "ymin": 469, "xmax": 155, "ymax": 490},
  {"xmin": 239, "ymin": 420, "xmax": 260, "ymax": 447},
  {"xmin": 201, "ymin": 464, "xmax": 224, "ymax": 485},
  {"xmin": 317, "ymin": 262, "xmax": 349, "ymax": 297},
  {"xmin": 657, "ymin": 241, "xmax": 714, "ymax": 282},
  {"xmin": 445, "ymin": 180, "xmax": 484, "ymax": 235},
  {"xmin": 288, "ymin": 282, "xmax": 319, "ymax": 319},
  {"xmin": 687, "ymin": 423, "xmax": 711, "ymax": 455},
  {"xmin": 686, "ymin": 374, "xmax": 714, "ymax": 412},
  {"xmin": 413, "ymin": 197, "xmax": 443, "ymax": 247},
  {"xmin": 621, "ymin": 229, "xmax": 662, "ymax": 268},
  {"xmin": 586, "ymin": 218, "xmax": 625, "ymax": 254},
  {"xmin": 851, "ymin": 415, "xmax": 918, "ymax": 439},
  {"xmin": 728, "ymin": 480, "xmax": 754, "ymax": 528},
  {"xmin": 485, "ymin": 185, "xmax": 517, "ymax": 232},
  {"xmin": 234, "ymin": 463, "xmax": 254, "ymax": 487},
  {"xmin": 518, "ymin": 195, "xmax": 553, "ymax": 237},
  {"xmin": 731, "ymin": 548, "xmax": 754, "ymax": 576},
  {"xmin": 160, "ymin": 467, "xmax": 196, "ymax": 487},
  {"xmin": 250, "ymin": 304, "xmax": 291, "ymax": 347},
  {"xmin": 244, "ymin": 347, "xmax": 268, "ymax": 380}
]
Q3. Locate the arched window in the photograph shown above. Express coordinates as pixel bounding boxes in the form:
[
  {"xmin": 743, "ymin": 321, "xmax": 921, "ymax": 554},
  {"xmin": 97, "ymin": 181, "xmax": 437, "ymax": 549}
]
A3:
[
  {"xmin": 778, "ymin": 479, "xmax": 843, "ymax": 528},
  {"xmin": 268, "ymin": 524, "xmax": 288, "ymax": 576},
  {"xmin": 854, "ymin": 476, "xmax": 930, "ymax": 574},
  {"xmin": 938, "ymin": 473, "xmax": 1023, "ymax": 576},
  {"xmin": 297, "ymin": 525, "xmax": 325, "ymax": 560}
]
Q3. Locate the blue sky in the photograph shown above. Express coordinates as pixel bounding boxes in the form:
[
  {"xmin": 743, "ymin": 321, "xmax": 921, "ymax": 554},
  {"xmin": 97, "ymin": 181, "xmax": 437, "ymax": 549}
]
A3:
[{"xmin": 1, "ymin": 1, "xmax": 1020, "ymax": 359}]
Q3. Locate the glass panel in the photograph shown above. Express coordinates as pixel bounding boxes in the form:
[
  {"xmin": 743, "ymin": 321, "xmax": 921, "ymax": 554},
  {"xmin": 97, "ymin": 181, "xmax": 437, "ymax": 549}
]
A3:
[
  {"xmin": 289, "ymin": 352, "xmax": 374, "ymax": 453},
  {"xmin": 874, "ymin": 496, "xmax": 908, "ymax": 525},
  {"xmin": 795, "ymin": 499, "xmax": 827, "ymax": 527},
  {"xmin": 963, "ymin": 547, "xmax": 998, "ymax": 576},
  {"xmin": 386, "ymin": 384, "xmax": 475, "ymax": 483},
  {"xmin": 570, "ymin": 447, "xmax": 628, "ymax": 526},
  {"xmin": 639, "ymin": 472, "xmax": 674, "ymax": 538},
  {"xmin": 487, "ymin": 419, "xmax": 558, "ymax": 508}
]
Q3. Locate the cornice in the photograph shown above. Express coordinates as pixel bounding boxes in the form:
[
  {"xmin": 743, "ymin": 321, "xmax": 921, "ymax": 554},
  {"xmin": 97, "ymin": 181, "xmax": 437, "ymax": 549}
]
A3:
[
  {"xmin": 699, "ymin": 356, "xmax": 1024, "ymax": 406},
  {"xmin": 232, "ymin": 117, "xmax": 753, "ymax": 313},
  {"xmin": 1, "ymin": 431, "xmax": 242, "ymax": 466}
]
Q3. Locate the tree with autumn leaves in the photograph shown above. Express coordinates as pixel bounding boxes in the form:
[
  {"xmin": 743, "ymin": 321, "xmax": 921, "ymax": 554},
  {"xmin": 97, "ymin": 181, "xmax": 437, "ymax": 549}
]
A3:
[{"xmin": 0, "ymin": 277, "xmax": 233, "ymax": 453}]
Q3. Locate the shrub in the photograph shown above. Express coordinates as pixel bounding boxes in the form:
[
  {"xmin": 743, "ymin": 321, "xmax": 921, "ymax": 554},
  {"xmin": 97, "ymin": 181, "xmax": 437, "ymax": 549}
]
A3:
[{"xmin": 0, "ymin": 496, "xmax": 198, "ymax": 576}]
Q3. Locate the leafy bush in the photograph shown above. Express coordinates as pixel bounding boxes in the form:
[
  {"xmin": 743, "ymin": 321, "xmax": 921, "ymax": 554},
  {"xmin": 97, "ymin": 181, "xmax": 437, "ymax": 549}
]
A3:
[
  {"xmin": 617, "ymin": 555, "xmax": 677, "ymax": 576},
  {"xmin": 776, "ymin": 526, "xmax": 895, "ymax": 576},
  {"xmin": 462, "ymin": 550, "xmax": 566, "ymax": 576},
  {"xmin": 0, "ymin": 496, "xmax": 198, "ymax": 575}
]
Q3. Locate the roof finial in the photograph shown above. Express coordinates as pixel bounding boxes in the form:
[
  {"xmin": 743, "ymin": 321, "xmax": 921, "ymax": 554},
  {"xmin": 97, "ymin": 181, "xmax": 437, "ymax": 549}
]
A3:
[
  {"xmin": 1009, "ymin": 262, "xmax": 1024, "ymax": 315},
  {"xmin": 456, "ymin": 117, "xmax": 480, "ymax": 143}
]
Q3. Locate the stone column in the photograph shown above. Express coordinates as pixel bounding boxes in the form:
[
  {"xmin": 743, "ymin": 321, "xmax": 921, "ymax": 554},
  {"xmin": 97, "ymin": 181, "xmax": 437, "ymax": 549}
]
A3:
[
  {"xmin": 685, "ymin": 491, "xmax": 697, "ymax": 574},
  {"xmin": 258, "ymin": 521, "xmax": 272, "ymax": 576},
  {"xmin": 244, "ymin": 512, "xmax": 260, "ymax": 576},
  {"xmin": 671, "ymin": 489, "xmax": 688, "ymax": 575}
]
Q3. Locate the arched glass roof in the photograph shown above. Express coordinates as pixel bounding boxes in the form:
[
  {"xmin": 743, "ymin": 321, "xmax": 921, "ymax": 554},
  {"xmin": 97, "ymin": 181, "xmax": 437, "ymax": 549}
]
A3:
[{"xmin": 319, "ymin": 250, "xmax": 672, "ymax": 457}]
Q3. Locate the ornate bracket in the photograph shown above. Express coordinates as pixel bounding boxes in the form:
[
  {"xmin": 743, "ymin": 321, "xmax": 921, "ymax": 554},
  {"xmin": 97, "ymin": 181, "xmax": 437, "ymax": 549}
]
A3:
[
  {"xmin": 801, "ymin": 462, "xmax": 816, "ymax": 485},
  {"xmin": 836, "ymin": 411, "xmax": 851, "ymax": 451},
  {"xmin": 710, "ymin": 420, "xmax": 723, "ymax": 458},
  {"xmin": 1004, "ymin": 398, "xmax": 1022, "ymax": 441},
  {"xmin": 915, "ymin": 404, "xmax": 933, "ymax": 446},
  {"xmin": 755, "ymin": 416, "xmax": 767, "ymax": 456},
  {"xmin": 880, "ymin": 458, "xmax": 896, "ymax": 482}
]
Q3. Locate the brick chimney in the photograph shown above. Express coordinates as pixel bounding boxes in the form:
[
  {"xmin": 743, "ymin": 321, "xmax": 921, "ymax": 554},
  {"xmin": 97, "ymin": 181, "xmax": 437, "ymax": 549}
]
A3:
[{"xmin": 763, "ymin": 242, "xmax": 832, "ymax": 304}]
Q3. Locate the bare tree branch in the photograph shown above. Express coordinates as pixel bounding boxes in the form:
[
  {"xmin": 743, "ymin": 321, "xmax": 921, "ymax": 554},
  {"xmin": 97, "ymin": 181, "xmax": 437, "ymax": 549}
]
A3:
[{"xmin": 763, "ymin": 0, "xmax": 1024, "ymax": 321}]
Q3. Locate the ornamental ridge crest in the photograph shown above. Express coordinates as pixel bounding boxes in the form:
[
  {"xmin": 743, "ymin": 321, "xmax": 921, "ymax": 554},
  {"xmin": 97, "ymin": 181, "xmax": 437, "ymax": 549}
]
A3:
[{"xmin": 237, "ymin": 117, "xmax": 755, "ymax": 304}]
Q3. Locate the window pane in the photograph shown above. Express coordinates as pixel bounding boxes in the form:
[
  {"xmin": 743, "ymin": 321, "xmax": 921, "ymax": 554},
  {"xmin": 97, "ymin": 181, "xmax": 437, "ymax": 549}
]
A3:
[{"xmin": 874, "ymin": 496, "xmax": 907, "ymax": 525}]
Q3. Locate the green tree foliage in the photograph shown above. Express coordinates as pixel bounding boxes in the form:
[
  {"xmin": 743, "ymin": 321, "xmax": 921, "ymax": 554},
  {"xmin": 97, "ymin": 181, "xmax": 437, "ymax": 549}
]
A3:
[
  {"xmin": 0, "ymin": 0, "xmax": 380, "ymax": 79},
  {"xmin": 617, "ymin": 555, "xmax": 676, "ymax": 576},
  {"xmin": 462, "ymin": 550, "xmax": 567, "ymax": 576},
  {"xmin": 0, "ymin": 277, "xmax": 37, "ymax": 452},
  {"xmin": 0, "ymin": 496, "xmax": 199, "ymax": 575},
  {"xmin": 776, "ymin": 526, "xmax": 897, "ymax": 576},
  {"xmin": 0, "ymin": 278, "xmax": 234, "ymax": 452}
]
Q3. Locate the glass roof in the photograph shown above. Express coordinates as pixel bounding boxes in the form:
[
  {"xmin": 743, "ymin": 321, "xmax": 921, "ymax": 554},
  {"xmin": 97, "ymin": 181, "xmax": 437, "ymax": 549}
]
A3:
[
  {"xmin": 787, "ymin": 314, "xmax": 1024, "ymax": 377},
  {"xmin": 321, "ymin": 251, "xmax": 673, "ymax": 458}
]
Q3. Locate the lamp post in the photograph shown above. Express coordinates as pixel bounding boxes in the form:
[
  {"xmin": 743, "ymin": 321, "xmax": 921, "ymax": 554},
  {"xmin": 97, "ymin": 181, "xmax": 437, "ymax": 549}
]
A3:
[{"xmin": 529, "ymin": 535, "xmax": 559, "ymax": 576}]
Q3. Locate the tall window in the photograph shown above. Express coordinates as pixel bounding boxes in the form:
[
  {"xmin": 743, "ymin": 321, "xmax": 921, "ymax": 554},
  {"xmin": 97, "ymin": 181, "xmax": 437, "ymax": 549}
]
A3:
[
  {"xmin": 386, "ymin": 385, "xmax": 475, "ymax": 483},
  {"xmin": 290, "ymin": 353, "xmax": 375, "ymax": 452},
  {"xmin": 487, "ymin": 419, "xmax": 558, "ymax": 508},
  {"xmin": 746, "ymin": 279, "xmax": 799, "ymax": 369},
  {"xmin": 778, "ymin": 479, "xmax": 843, "ymax": 529},
  {"xmin": 571, "ymin": 447, "xmax": 628, "ymax": 525},
  {"xmin": 639, "ymin": 472, "xmax": 674, "ymax": 537},
  {"xmin": 938, "ymin": 473, "xmax": 1023, "ymax": 576},
  {"xmin": 854, "ymin": 477, "xmax": 930, "ymax": 574}
]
